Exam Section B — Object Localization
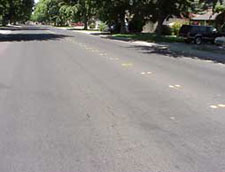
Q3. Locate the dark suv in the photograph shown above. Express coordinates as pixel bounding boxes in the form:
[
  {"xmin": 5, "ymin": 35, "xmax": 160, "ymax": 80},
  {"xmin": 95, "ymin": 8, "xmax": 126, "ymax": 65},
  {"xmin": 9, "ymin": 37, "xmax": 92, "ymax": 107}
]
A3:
[{"xmin": 179, "ymin": 25, "xmax": 220, "ymax": 45}]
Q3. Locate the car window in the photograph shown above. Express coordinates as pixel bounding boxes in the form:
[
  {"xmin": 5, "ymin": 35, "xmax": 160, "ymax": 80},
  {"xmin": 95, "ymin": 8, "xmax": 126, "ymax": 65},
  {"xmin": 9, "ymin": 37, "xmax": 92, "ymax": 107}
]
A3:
[
  {"xmin": 191, "ymin": 26, "xmax": 199, "ymax": 33},
  {"xmin": 206, "ymin": 27, "xmax": 212, "ymax": 32},
  {"xmin": 206, "ymin": 27, "xmax": 217, "ymax": 33},
  {"xmin": 199, "ymin": 27, "xmax": 207, "ymax": 32},
  {"xmin": 180, "ymin": 25, "xmax": 191, "ymax": 33}
]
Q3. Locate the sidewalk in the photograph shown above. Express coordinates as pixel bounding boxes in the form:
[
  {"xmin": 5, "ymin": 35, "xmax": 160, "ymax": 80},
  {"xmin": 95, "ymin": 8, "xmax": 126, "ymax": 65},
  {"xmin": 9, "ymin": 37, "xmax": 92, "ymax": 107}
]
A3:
[
  {"xmin": 0, "ymin": 29, "xmax": 12, "ymax": 34},
  {"xmin": 125, "ymin": 41, "xmax": 225, "ymax": 64},
  {"xmin": 0, "ymin": 25, "xmax": 23, "ymax": 34},
  {"xmin": 73, "ymin": 30, "xmax": 225, "ymax": 64},
  {"xmin": 135, "ymin": 41, "xmax": 225, "ymax": 63}
]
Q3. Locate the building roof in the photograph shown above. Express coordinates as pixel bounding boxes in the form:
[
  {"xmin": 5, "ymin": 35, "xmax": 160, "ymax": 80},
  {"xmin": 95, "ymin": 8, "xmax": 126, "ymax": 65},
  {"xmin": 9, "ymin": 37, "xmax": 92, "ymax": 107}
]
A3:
[{"xmin": 191, "ymin": 10, "xmax": 220, "ymax": 21}]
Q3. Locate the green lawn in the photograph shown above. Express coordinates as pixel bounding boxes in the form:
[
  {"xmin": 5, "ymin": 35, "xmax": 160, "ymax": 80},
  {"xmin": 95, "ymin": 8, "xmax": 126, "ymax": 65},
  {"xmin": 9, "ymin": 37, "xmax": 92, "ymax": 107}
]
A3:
[{"xmin": 112, "ymin": 33, "xmax": 184, "ymax": 43}]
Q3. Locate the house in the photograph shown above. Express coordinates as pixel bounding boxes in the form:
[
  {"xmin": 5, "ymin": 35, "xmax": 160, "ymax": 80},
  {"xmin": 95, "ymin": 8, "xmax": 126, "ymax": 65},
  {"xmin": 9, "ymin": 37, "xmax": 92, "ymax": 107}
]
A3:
[{"xmin": 191, "ymin": 9, "xmax": 220, "ymax": 25}]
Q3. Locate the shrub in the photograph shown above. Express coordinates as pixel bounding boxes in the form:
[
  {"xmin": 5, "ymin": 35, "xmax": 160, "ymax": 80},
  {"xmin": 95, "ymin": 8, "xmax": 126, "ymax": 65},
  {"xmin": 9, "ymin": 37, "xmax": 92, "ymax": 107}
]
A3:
[
  {"xmin": 171, "ymin": 21, "xmax": 189, "ymax": 36},
  {"xmin": 98, "ymin": 22, "xmax": 108, "ymax": 32},
  {"xmin": 89, "ymin": 22, "xmax": 95, "ymax": 29},
  {"xmin": 172, "ymin": 21, "xmax": 183, "ymax": 36}
]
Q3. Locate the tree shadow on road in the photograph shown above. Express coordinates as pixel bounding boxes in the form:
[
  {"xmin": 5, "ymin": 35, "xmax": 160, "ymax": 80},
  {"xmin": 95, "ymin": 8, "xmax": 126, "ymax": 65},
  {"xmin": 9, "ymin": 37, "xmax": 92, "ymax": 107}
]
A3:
[
  {"xmin": 66, "ymin": 28, "xmax": 84, "ymax": 31},
  {"xmin": 119, "ymin": 40, "xmax": 225, "ymax": 64},
  {"xmin": 0, "ymin": 33, "xmax": 70, "ymax": 42},
  {"xmin": 100, "ymin": 34, "xmax": 225, "ymax": 64},
  {"xmin": 128, "ymin": 44, "xmax": 225, "ymax": 64},
  {"xmin": 0, "ymin": 26, "xmax": 49, "ymax": 31},
  {"xmin": 90, "ymin": 32, "xmax": 111, "ymax": 36},
  {"xmin": 127, "ymin": 44, "xmax": 182, "ymax": 58},
  {"xmin": 91, "ymin": 33, "xmax": 133, "ymax": 42}
]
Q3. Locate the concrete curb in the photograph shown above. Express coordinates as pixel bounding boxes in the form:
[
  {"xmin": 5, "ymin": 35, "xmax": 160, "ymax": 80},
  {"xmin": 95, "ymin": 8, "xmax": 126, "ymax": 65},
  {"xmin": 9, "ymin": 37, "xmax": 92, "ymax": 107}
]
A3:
[
  {"xmin": 0, "ymin": 30, "xmax": 12, "ymax": 34},
  {"xmin": 104, "ymin": 36, "xmax": 225, "ymax": 63}
]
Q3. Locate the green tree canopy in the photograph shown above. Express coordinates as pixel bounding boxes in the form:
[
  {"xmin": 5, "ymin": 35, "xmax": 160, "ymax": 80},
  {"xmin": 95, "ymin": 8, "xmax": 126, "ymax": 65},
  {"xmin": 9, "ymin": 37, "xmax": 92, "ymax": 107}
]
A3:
[
  {"xmin": 31, "ymin": 0, "xmax": 225, "ymax": 34},
  {"xmin": 0, "ymin": 0, "xmax": 34, "ymax": 25}
]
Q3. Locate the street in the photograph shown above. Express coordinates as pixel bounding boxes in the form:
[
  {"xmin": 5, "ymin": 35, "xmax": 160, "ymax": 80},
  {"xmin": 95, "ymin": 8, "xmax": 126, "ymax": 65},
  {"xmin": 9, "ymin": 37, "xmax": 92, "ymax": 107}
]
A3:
[{"xmin": 0, "ymin": 25, "xmax": 225, "ymax": 172}]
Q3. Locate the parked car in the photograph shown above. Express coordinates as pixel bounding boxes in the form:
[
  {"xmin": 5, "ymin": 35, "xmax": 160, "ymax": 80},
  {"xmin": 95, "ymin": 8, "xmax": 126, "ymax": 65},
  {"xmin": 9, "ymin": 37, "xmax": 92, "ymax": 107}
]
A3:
[
  {"xmin": 179, "ymin": 25, "xmax": 222, "ymax": 45},
  {"xmin": 215, "ymin": 37, "xmax": 225, "ymax": 46},
  {"xmin": 109, "ymin": 24, "xmax": 121, "ymax": 34}
]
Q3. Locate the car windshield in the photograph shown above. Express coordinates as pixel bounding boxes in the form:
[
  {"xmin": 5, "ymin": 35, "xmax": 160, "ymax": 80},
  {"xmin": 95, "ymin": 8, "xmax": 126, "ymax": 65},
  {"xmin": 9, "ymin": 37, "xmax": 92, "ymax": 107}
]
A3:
[{"xmin": 210, "ymin": 27, "xmax": 217, "ymax": 32}]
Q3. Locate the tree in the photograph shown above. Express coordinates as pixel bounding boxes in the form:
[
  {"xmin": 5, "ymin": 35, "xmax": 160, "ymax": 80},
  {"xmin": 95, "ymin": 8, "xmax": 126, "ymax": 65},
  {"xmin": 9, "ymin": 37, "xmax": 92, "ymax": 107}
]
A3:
[
  {"xmin": 31, "ymin": 0, "xmax": 225, "ymax": 34},
  {"xmin": 32, "ymin": 0, "xmax": 97, "ymax": 28},
  {"xmin": 58, "ymin": 4, "xmax": 78, "ymax": 25},
  {"xmin": 0, "ymin": 0, "xmax": 9, "ymax": 25},
  {"xmin": 0, "ymin": 0, "xmax": 34, "ymax": 25},
  {"xmin": 32, "ymin": 0, "xmax": 65, "ymax": 26},
  {"xmin": 32, "ymin": 0, "xmax": 49, "ymax": 23},
  {"xmin": 147, "ymin": 0, "xmax": 194, "ymax": 35},
  {"xmin": 215, "ymin": 3, "xmax": 225, "ymax": 29},
  {"xmin": 47, "ymin": 0, "xmax": 63, "ymax": 25},
  {"xmin": 96, "ymin": 0, "xmax": 194, "ymax": 34},
  {"xmin": 96, "ymin": 0, "xmax": 131, "ymax": 33},
  {"xmin": 61, "ymin": 0, "xmax": 97, "ymax": 29}
]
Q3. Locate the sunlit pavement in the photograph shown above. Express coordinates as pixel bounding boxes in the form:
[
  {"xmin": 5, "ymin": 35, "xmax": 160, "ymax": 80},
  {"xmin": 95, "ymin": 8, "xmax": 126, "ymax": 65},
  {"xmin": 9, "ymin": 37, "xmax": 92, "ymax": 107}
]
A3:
[{"xmin": 0, "ymin": 25, "xmax": 225, "ymax": 172}]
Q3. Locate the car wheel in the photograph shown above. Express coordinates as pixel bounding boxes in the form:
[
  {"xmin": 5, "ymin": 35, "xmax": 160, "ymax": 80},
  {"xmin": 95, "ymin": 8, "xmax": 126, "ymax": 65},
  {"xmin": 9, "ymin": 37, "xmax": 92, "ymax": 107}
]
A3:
[{"xmin": 195, "ymin": 37, "xmax": 202, "ymax": 45}]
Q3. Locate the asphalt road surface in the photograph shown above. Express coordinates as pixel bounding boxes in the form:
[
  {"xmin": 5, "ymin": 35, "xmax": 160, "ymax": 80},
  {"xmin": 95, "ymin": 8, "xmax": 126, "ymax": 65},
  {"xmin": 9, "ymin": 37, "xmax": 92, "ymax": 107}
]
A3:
[{"xmin": 0, "ymin": 25, "xmax": 225, "ymax": 172}]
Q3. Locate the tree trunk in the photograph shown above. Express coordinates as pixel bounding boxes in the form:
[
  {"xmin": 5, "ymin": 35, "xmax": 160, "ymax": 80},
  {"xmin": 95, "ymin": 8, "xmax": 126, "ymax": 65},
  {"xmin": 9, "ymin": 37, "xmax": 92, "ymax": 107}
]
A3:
[
  {"xmin": 119, "ymin": 13, "xmax": 126, "ymax": 34},
  {"xmin": 83, "ymin": 12, "xmax": 88, "ymax": 30},
  {"xmin": 84, "ymin": 19, "xmax": 88, "ymax": 30},
  {"xmin": 2, "ymin": 16, "xmax": 7, "ymax": 26},
  {"xmin": 155, "ymin": 15, "xmax": 166, "ymax": 35}
]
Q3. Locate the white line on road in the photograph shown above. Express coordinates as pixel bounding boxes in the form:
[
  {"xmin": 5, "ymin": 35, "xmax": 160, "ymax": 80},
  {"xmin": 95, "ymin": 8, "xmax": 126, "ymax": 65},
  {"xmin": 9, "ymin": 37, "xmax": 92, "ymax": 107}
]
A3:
[
  {"xmin": 210, "ymin": 104, "xmax": 225, "ymax": 109},
  {"xmin": 210, "ymin": 105, "xmax": 218, "ymax": 109},
  {"xmin": 169, "ymin": 84, "xmax": 182, "ymax": 89},
  {"xmin": 218, "ymin": 104, "xmax": 225, "ymax": 108},
  {"xmin": 140, "ymin": 72, "xmax": 152, "ymax": 75},
  {"xmin": 121, "ymin": 63, "xmax": 133, "ymax": 67}
]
